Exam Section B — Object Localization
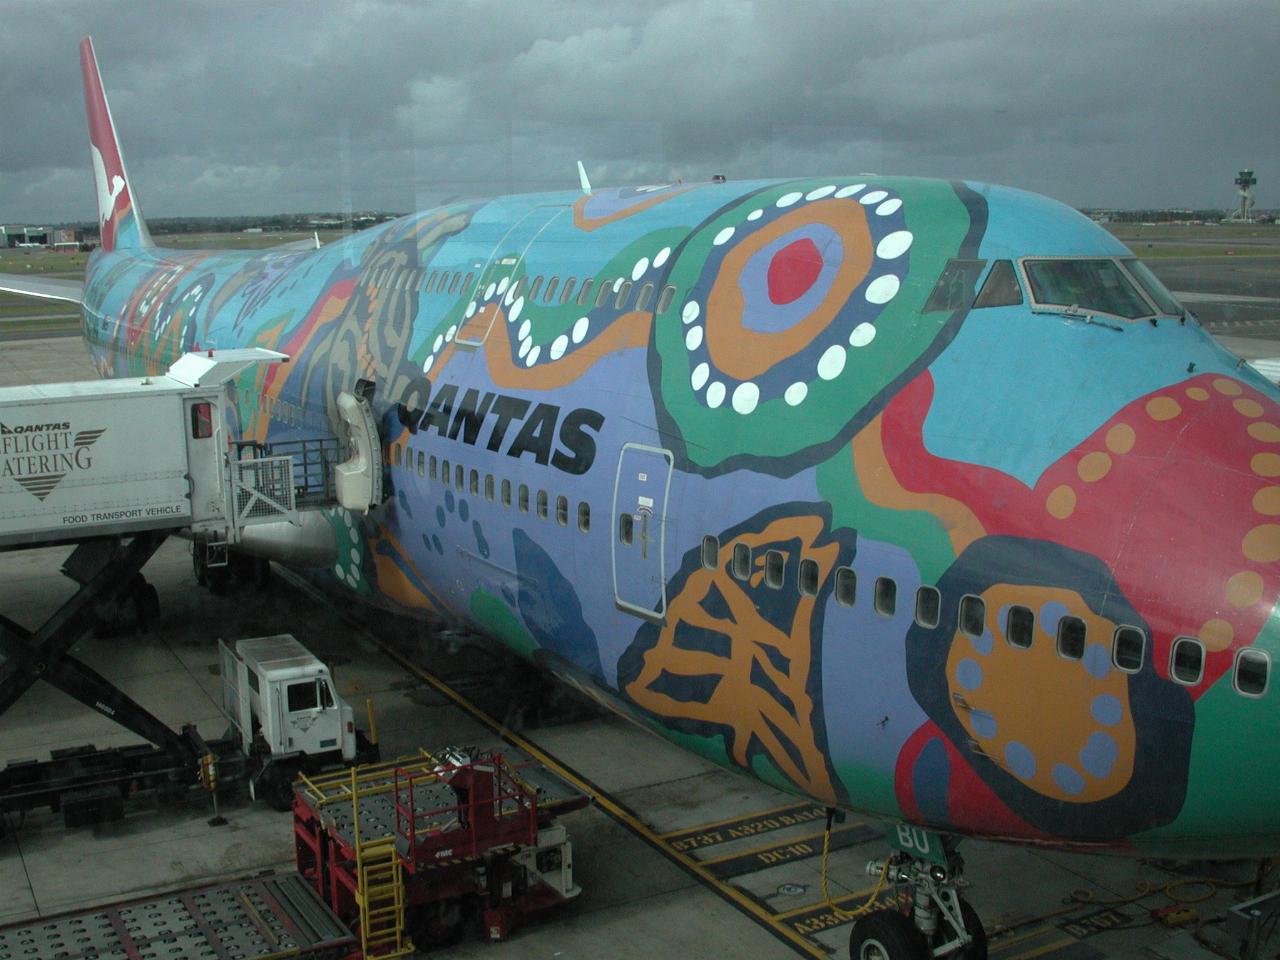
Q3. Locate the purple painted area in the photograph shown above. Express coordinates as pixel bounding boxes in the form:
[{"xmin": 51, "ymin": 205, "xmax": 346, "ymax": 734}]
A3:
[
  {"xmin": 738, "ymin": 224, "xmax": 843, "ymax": 334},
  {"xmin": 822, "ymin": 539, "xmax": 928, "ymax": 783}
]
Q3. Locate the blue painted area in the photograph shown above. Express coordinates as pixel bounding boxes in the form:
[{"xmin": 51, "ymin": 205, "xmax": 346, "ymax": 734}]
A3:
[
  {"xmin": 1040, "ymin": 601, "xmax": 1069, "ymax": 635},
  {"xmin": 971, "ymin": 628, "xmax": 994, "ymax": 656},
  {"xmin": 924, "ymin": 310, "xmax": 1254, "ymax": 487},
  {"xmin": 1080, "ymin": 731, "xmax": 1119, "ymax": 779},
  {"xmin": 513, "ymin": 529, "xmax": 604, "ymax": 679},
  {"xmin": 739, "ymin": 225, "xmax": 843, "ymax": 333},
  {"xmin": 970, "ymin": 709, "xmax": 998, "ymax": 740},
  {"xmin": 1005, "ymin": 741, "xmax": 1037, "ymax": 780},
  {"xmin": 956, "ymin": 658, "xmax": 983, "ymax": 691},
  {"xmin": 1083, "ymin": 643, "xmax": 1111, "ymax": 680},
  {"xmin": 1052, "ymin": 763, "xmax": 1086, "ymax": 796},
  {"xmin": 1091, "ymin": 694, "xmax": 1123, "ymax": 727},
  {"xmin": 913, "ymin": 738, "xmax": 952, "ymax": 825}
]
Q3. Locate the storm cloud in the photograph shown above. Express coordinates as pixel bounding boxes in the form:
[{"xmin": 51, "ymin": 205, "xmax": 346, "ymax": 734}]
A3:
[{"xmin": 0, "ymin": 0, "xmax": 1274, "ymax": 221}]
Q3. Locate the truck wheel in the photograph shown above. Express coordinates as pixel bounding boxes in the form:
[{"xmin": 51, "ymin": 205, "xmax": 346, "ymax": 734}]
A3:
[
  {"xmin": 410, "ymin": 898, "xmax": 464, "ymax": 948},
  {"xmin": 263, "ymin": 766, "xmax": 296, "ymax": 812}
]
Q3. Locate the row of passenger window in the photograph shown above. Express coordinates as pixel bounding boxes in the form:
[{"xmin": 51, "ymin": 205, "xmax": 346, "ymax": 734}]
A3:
[
  {"xmin": 370, "ymin": 263, "xmax": 679, "ymax": 316},
  {"xmin": 389, "ymin": 441, "xmax": 591, "ymax": 532},
  {"xmin": 693, "ymin": 533, "xmax": 1271, "ymax": 699}
]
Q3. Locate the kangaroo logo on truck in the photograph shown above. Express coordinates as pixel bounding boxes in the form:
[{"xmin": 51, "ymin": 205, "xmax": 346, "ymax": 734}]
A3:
[{"xmin": 0, "ymin": 422, "xmax": 107, "ymax": 501}]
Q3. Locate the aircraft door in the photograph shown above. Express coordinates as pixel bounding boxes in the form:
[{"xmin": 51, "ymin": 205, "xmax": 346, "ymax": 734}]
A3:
[
  {"xmin": 454, "ymin": 204, "xmax": 567, "ymax": 347},
  {"xmin": 612, "ymin": 443, "xmax": 675, "ymax": 619}
]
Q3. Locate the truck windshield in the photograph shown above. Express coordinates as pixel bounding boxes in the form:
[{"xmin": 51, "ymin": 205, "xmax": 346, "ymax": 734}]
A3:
[
  {"xmin": 1121, "ymin": 258, "xmax": 1184, "ymax": 317},
  {"xmin": 1023, "ymin": 258, "xmax": 1153, "ymax": 320}
]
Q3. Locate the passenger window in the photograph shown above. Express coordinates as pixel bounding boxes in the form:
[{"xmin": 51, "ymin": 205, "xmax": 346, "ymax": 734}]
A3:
[
  {"xmin": 455, "ymin": 464, "xmax": 464, "ymax": 489},
  {"xmin": 417, "ymin": 451, "xmax": 425, "ymax": 477},
  {"xmin": 797, "ymin": 559, "xmax": 819, "ymax": 597},
  {"xmin": 393, "ymin": 444, "xmax": 402, "ymax": 466},
  {"xmin": 518, "ymin": 484, "xmax": 529, "ymax": 513},
  {"xmin": 544, "ymin": 276, "xmax": 559, "ymax": 303},
  {"xmin": 537, "ymin": 489, "xmax": 549, "ymax": 519},
  {"xmin": 510, "ymin": 276, "xmax": 527, "ymax": 300},
  {"xmin": 528, "ymin": 276, "xmax": 544, "ymax": 301},
  {"xmin": 732, "ymin": 543, "xmax": 751, "ymax": 581},
  {"xmin": 619, "ymin": 512, "xmax": 634, "ymax": 545},
  {"xmin": 701, "ymin": 535, "xmax": 719, "ymax": 570},
  {"xmin": 835, "ymin": 567, "xmax": 856, "ymax": 607},
  {"xmin": 469, "ymin": 469, "xmax": 479, "ymax": 495},
  {"xmin": 1007, "ymin": 605, "xmax": 1034, "ymax": 648},
  {"xmin": 1235, "ymin": 649, "xmax": 1270, "ymax": 697},
  {"xmin": 959, "ymin": 595, "xmax": 986, "ymax": 638},
  {"xmin": 874, "ymin": 577, "xmax": 897, "ymax": 617},
  {"xmin": 287, "ymin": 681, "xmax": 318, "ymax": 713},
  {"xmin": 484, "ymin": 474, "xmax": 495, "ymax": 501},
  {"xmin": 656, "ymin": 285, "xmax": 676, "ymax": 314},
  {"xmin": 923, "ymin": 259, "xmax": 987, "ymax": 313},
  {"xmin": 915, "ymin": 586, "xmax": 941, "ymax": 628},
  {"xmin": 561, "ymin": 278, "xmax": 577, "ymax": 304},
  {"xmin": 1171, "ymin": 637, "xmax": 1205, "ymax": 685},
  {"xmin": 578, "ymin": 502, "xmax": 590, "ymax": 533},
  {"xmin": 577, "ymin": 278, "xmax": 594, "ymax": 307},
  {"xmin": 462, "ymin": 272, "xmax": 474, "ymax": 292},
  {"xmin": 501, "ymin": 478, "xmax": 512, "ymax": 506},
  {"xmin": 636, "ymin": 282, "xmax": 655, "ymax": 311},
  {"xmin": 448, "ymin": 273, "xmax": 461, "ymax": 294},
  {"xmin": 442, "ymin": 459, "xmax": 451, "ymax": 487},
  {"xmin": 1057, "ymin": 616, "xmax": 1087, "ymax": 660},
  {"xmin": 596, "ymin": 282, "xmax": 613, "ymax": 308},
  {"xmin": 764, "ymin": 550, "xmax": 784, "ymax": 589},
  {"xmin": 427, "ymin": 270, "xmax": 439, "ymax": 291},
  {"xmin": 615, "ymin": 281, "xmax": 633, "ymax": 309},
  {"xmin": 429, "ymin": 456, "xmax": 438, "ymax": 481},
  {"xmin": 1112, "ymin": 626, "xmax": 1145, "ymax": 673},
  {"xmin": 556, "ymin": 495, "xmax": 568, "ymax": 526},
  {"xmin": 973, "ymin": 260, "xmax": 1023, "ymax": 308}
]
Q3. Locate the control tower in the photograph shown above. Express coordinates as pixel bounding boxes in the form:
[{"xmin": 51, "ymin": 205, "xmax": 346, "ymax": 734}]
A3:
[{"xmin": 1230, "ymin": 169, "xmax": 1257, "ymax": 222}]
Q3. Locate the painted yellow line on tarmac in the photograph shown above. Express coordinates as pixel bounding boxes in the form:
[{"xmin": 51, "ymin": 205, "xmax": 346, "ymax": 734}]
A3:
[
  {"xmin": 659, "ymin": 800, "xmax": 823, "ymax": 839},
  {"xmin": 373, "ymin": 639, "xmax": 828, "ymax": 959}
]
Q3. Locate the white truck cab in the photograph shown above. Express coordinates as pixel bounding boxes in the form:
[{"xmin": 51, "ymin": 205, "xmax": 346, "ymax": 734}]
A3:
[{"xmin": 219, "ymin": 634, "xmax": 370, "ymax": 808}]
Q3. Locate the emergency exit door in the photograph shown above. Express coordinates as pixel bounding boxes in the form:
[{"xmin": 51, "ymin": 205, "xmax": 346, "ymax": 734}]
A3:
[{"xmin": 612, "ymin": 443, "xmax": 674, "ymax": 619}]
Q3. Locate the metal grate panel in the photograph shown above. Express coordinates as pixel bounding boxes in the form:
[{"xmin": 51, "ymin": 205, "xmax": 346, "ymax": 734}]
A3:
[{"xmin": 232, "ymin": 455, "xmax": 296, "ymax": 524}]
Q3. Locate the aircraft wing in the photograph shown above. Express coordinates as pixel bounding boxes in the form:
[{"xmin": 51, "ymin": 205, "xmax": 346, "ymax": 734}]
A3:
[
  {"xmin": 1247, "ymin": 358, "xmax": 1280, "ymax": 385},
  {"xmin": 0, "ymin": 274, "xmax": 85, "ymax": 304}
]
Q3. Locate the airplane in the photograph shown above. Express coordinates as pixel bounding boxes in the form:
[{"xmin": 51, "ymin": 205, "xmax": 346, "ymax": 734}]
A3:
[{"xmin": 3, "ymin": 36, "xmax": 1280, "ymax": 960}]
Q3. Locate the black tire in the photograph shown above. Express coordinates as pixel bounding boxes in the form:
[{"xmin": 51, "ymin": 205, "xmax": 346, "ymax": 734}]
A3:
[
  {"xmin": 262, "ymin": 765, "xmax": 296, "ymax": 812},
  {"xmin": 849, "ymin": 910, "xmax": 928, "ymax": 960},
  {"xmin": 408, "ymin": 898, "xmax": 465, "ymax": 949},
  {"xmin": 953, "ymin": 898, "xmax": 987, "ymax": 960}
]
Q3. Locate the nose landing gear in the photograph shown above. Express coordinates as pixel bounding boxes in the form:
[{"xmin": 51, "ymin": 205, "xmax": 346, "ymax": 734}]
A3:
[{"xmin": 848, "ymin": 830, "xmax": 986, "ymax": 960}]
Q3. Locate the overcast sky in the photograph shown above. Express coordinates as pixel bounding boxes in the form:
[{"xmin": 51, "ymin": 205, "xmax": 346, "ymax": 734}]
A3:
[{"xmin": 1, "ymin": 0, "xmax": 1275, "ymax": 222}]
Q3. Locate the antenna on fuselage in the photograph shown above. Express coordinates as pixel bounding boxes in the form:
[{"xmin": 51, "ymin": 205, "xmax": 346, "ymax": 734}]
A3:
[{"xmin": 577, "ymin": 160, "xmax": 593, "ymax": 196}]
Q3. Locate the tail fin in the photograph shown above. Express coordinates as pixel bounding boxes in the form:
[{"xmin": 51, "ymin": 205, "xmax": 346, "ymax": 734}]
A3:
[{"xmin": 80, "ymin": 37, "xmax": 152, "ymax": 252}]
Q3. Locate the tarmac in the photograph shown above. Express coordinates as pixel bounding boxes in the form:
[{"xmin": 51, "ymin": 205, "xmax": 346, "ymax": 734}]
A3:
[{"xmin": 2, "ymin": 267, "xmax": 1279, "ymax": 958}]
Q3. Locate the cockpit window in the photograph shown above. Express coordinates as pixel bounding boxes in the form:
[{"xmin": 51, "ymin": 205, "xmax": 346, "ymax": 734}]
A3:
[
  {"xmin": 1022, "ymin": 258, "xmax": 1152, "ymax": 320},
  {"xmin": 1122, "ymin": 258, "xmax": 1184, "ymax": 317},
  {"xmin": 973, "ymin": 260, "xmax": 1023, "ymax": 308},
  {"xmin": 923, "ymin": 259, "xmax": 986, "ymax": 313}
]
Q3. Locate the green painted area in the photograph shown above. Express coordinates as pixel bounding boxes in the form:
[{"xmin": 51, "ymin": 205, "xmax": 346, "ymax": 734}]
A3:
[
  {"xmin": 655, "ymin": 726, "xmax": 734, "ymax": 770},
  {"xmin": 748, "ymin": 751, "xmax": 805, "ymax": 798},
  {"xmin": 469, "ymin": 589, "xmax": 539, "ymax": 661},
  {"xmin": 1134, "ymin": 611, "xmax": 1280, "ymax": 853},
  {"xmin": 656, "ymin": 178, "xmax": 973, "ymax": 470},
  {"xmin": 815, "ymin": 447, "xmax": 956, "ymax": 585},
  {"xmin": 832, "ymin": 759, "xmax": 901, "ymax": 820}
]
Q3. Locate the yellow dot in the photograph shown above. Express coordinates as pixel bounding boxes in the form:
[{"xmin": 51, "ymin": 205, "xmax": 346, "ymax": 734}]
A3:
[
  {"xmin": 1077, "ymin": 451, "xmax": 1112, "ymax": 483},
  {"xmin": 1047, "ymin": 485, "xmax": 1076, "ymax": 520},
  {"xmin": 1214, "ymin": 378, "xmax": 1244, "ymax": 396},
  {"xmin": 1235, "ymin": 398, "xmax": 1264, "ymax": 418},
  {"xmin": 1243, "ymin": 524, "xmax": 1280, "ymax": 563},
  {"xmin": 1252, "ymin": 453, "xmax": 1280, "ymax": 477},
  {"xmin": 1226, "ymin": 571, "xmax": 1265, "ymax": 608},
  {"xmin": 1186, "ymin": 387, "xmax": 1210, "ymax": 401},
  {"xmin": 1249, "ymin": 422, "xmax": 1280, "ymax": 443},
  {"xmin": 1146, "ymin": 397, "xmax": 1181, "ymax": 421},
  {"xmin": 1254, "ymin": 487, "xmax": 1280, "ymax": 516},
  {"xmin": 1106, "ymin": 424, "xmax": 1136, "ymax": 454},
  {"xmin": 1199, "ymin": 619, "xmax": 1235, "ymax": 652}
]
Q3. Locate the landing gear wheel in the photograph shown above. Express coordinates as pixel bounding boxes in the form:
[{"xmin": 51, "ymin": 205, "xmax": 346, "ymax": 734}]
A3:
[
  {"xmin": 952, "ymin": 898, "xmax": 987, "ymax": 960},
  {"xmin": 409, "ymin": 897, "xmax": 464, "ymax": 949},
  {"xmin": 849, "ymin": 910, "xmax": 928, "ymax": 960}
]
